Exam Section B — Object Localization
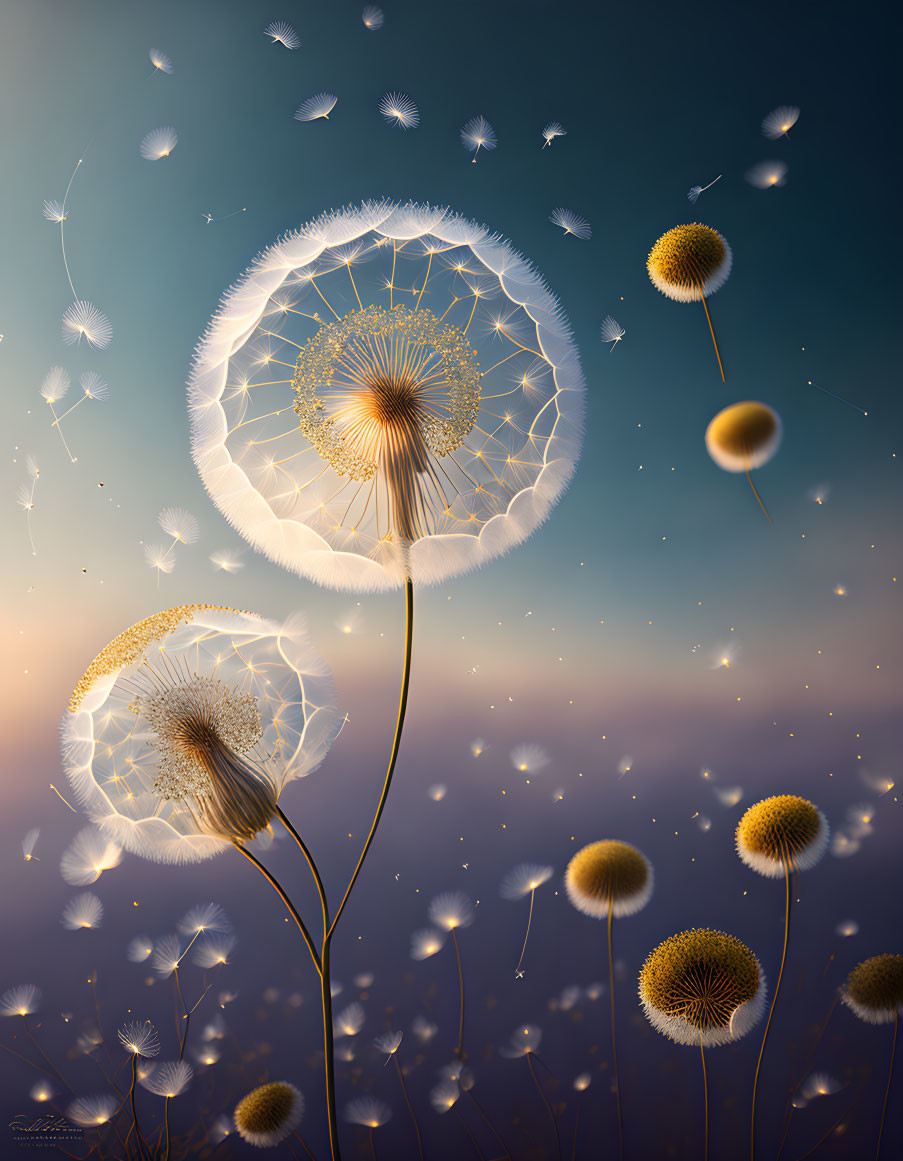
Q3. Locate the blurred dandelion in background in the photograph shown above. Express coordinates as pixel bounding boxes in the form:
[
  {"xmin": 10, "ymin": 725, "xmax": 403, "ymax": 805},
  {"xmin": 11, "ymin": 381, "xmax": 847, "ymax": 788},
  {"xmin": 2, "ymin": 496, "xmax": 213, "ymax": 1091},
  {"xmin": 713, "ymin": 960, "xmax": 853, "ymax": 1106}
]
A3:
[
  {"xmin": 426, "ymin": 893, "xmax": 474, "ymax": 1059},
  {"xmin": 118, "ymin": 1020, "xmax": 160, "ymax": 1057},
  {"xmin": 210, "ymin": 548, "xmax": 245, "ymax": 573},
  {"xmin": 127, "ymin": 935, "xmax": 154, "ymax": 963},
  {"xmin": 66, "ymin": 1094, "xmax": 117, "ymax": 1126},
  {"xmin": 294, "ymin": 93, "xmax": 337, "ymax": 121},
  {"xmin": 510, "ymin": 744, "xmax": 549, "ymax": 774},
  {"xmin": 234, "ymin": 1081, "xmax": 305, "ymax": 1146},
  {"xmin": 139, "ymin": 126, "xmax": 178, "ymax": 160},
  {"xmin": 762, "ymin": 105, "xmax": 800, "ymax": 139},
  {"xmin": 21, "ymin": 828, "xmax": 40, "ymax": 862},
  {"xmin": 706, "ymin": 401, "xmax": 782, "ymax": 524},
  {"xmin": 59, "ymin": 825, "xmax": 122, "ymax": 885},
  {"xmin": 746, "ymin": 160, "xmax": 789, "ymax": 189},
  {"xmin": 61, "ymin": 892, "xmax": 102, "ymax": 930},
  {"xmin": 1, "ymin": 984, "xmax": 41, "ymax": 1017},
  {"xmin": 470, "ymin": 738, "xmax": 486, "ymax": 758},
  {"xmin": 362, "ymin": 5, "xmax": 385, "ymax": 29},
  {"xmin": 334, "ymin": 1001, "xmax": 365, "ymax": 1036},
  {"xmin": 460, "ymin": 116, "xmax": 496, "ymax": 162},
  {"xmin": 40, "ymin": 366, "xmax": 77, "ymax": 460},
  {"xmin": 149, "ymin": 48, "xmax": 173, "ymax": 74}
]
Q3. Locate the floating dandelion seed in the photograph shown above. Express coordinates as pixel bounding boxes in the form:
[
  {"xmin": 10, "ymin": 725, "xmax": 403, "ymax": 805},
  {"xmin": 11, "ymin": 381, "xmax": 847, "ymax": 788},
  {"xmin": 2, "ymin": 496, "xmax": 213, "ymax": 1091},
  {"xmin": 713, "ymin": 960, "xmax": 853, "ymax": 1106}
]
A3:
[
  {"xmin": 379, "ymin": 92, "xmax": 420, "ymax": 129},
  {"xmin": 427, "ymin": 893, "xmax": 473, "ymax": 1058},
  {"xmin": 335, "ymin": 1001, "xmax": 365, "ymax": 1036},
  {"xmin": 193, "ymin": 1043, "xmax": 221, "ymax": 1066},
  {"xmin": 158, "ymin": 507, "xmax": 199, "ymax": 545},
  {"xmin": 362, "ymin": 5, "xmax": 385, "ymax": 29},
  {"xmin": 139, "ymin": 126, "xmax": 178, "ymax": 160},
  {"xmin": 640, "ymin": 928, "xmax": 766, "ymax": 1161},
  {"xmin": 355, "ymin": 972, "xmax": 375, "ymax": 988},
  {"xmin": 802, "ymin": 1072, "xmax": 842, "ymax": 1099},
  {"xmin": 1, "ymin": 984, "xmax": 41, "ymax": 1017},
  {"xmin": 128, "ymin": 936, "xmax": 154, "ymax": 962},
  {"xmin": 61, "ymin": 301, "xmax": 112, "ymax": 350},
  {"xmin": 842, "ymin": 954, "xmax": 903, "ymax": 1158},
  {"xmin": 412, "ymin": 1014, "xmax": 437, "ymax": 1043},
  {"xmin": 616, "ymin": 755, "xmax": 633, "ymax": 779},
  {"xmin": 264, "ymin": 20, "xmax": 300, "ymax": 49},
  {"xmin": 510, "ymin": 744, "xmax": 549, "ymax": 774},
  {"xmin": 142, "ymin": 1060, "xmax": 193, "ymax": 1097},
  {"xmin": 696, "ymin": 814, "xmax": 712, "ymax": 833},
  {"xmin": 429, "ymin": 783, "xmax": 447, "ymax": 801},
  {"xmin": 149, "ymin": 48, "xmax": 173, "ymax": 74},
  {"xmin": 42, "ymin": 199, "xmax": 66, "ymax": 222},
  {"xmin": 144, "ymin": 543, "xmax": 175, "ymax": 579},
  {"xmin": 60, "ymin": 825, "xmax": 122, "ymax": 885},
  {"xmin": 501, "ymin": 863, "xmax": 553, "ymax": 977},
  {"xmin": 151, "ymin": 934, "xmax": 184, "ymax": 978},
  {"xmin": 345, "ymin": 1096, "xmax": 392, "ymax": 1127},
  {"xmin": 706, "ymin": 401, "xmax": 782, "ymax": 525},
  {"xmin": 235, "ymin": 1081, "xmax": 304, "ymax": 1146},
  {"xmin": 746, "ymin": 160, "xmax": 788, "ymax": 189},
  {"xmin": 61, "ymin": 892, "xmax": 102, "ymax": 930},
  {"xmin": 76, "ymin": 1028, "xmax": 103, "ymax": 1055},
  {"xmin": 374, "ymin": 1029, "xmax": 403, "ymax": 1063},
  {"xmin": 688, "ymin": 175, "xmax": 722, "ymax": 204},
  {"xmin": 832, "ymin": 831, "xmax": 860, "ymax": 858},
  {"xmin": 118, "ymin": 1020, "xmax": 160, "ymax": 1057},
  {"xmin": 22, "ymin": 828, "xmax": 40, "ymax": 862},
  {"xmin": 294, "ymin": 93, "xmax": 337, "ymax": 121},
  {"xmin": 647, "ymin": 223, "xmax": 732, "ymax": 381},
  {"xmin": 40, "ymin": 367, "xmax": 78, "ymax": 461},
  {"xmin": 67, "ymin": 1095, "xmax": 117, "ymax": 1127},
  {"xmin": 738, "ymin": 795, "xmax": 828, "ymax": 1160},
  {"xmin": 461, "ymin": 115, "xmax": 496, "ymax": 162},
  {"xmin": 430, "ymin": 1077, "xmax": 459, "ymax": 1113},
  {"xmin": 836, "ymin": 920, "xmax": 859, "ymax": 938},
  {"xmin": 762, "ymin": 105, "xmax": 800, "ymax": 139},
  {"xmin": 574, "ymin": 1073, "xmax": 591, "ymax": 1092},
  {"xmin": 411, "ymin": 930, "xmax": 445, "ymax": 960},
  {"xmin": 549, "ymin": 208, "xmax": 591, "ymax": 240},
  {"xmin": 179, "ymin": 902, "xmax": 232, "ymax": 935},
  {"xmin": 501, "ymin": 1023, "xmax": 543, "ymax": 1058},
  {"xmin": 192, "ymin": 934, "xmax": 236, "ymax": 968},
  {"xmin": 714, "ymin": 785, "xmax": 743, "ymax": 808},
  {"xmin": 861, "ymin": 771, "xmax": 895, "ymax": 796},
  {"xmin": 600, "ymin": 315, "xmax": 626, "ymax": 350},
  {"xmin": 541, "ymin": 121, "xmax": 566, "ymax": 148},
  {"xmin": 567, "ymin": 839, "xmax": 653, "ymax": 1158},
  {"xmin": 210, "ymin": 549, "xmax": 245, "ymax": 573}
]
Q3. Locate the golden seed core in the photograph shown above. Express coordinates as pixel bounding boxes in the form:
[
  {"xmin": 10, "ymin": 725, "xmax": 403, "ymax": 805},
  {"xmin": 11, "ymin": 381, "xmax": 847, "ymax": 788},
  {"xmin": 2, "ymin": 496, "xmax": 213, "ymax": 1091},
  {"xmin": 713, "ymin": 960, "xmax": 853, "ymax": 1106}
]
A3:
[
  {"xmin": 707, "ymin": 403, "xmax": 778, "ymax": 459},
  {"xmin": 647, "ymin": 224, "xmax": 726, "ymax": 291},
  {"xmin": 737, "ymin": 795, "xmax": 820, "ymax": 863},
  {"xmin": 567, "ymin": 840, "xmax": 648, "ymax": 905}
]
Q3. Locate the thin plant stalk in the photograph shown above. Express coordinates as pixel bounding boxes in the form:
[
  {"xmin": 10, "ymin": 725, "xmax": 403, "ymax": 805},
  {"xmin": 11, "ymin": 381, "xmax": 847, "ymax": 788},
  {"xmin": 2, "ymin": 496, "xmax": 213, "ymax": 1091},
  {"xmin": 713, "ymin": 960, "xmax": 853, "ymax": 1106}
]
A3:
[
  {"xmin": 751, "ymin": 858, "xmax": 792, "ymax": 1161},
  {"xmin": 776, "ymin": 992, "xmax": 840, "ymax": 1161},
  {"xmin": 607, "ymin": 897, "xmax": 623, "ymax": 1161},
  {"xmin": 393, "ymin": 1055, "xmax": 424, "ymax": 1161},
  {"xmin": 368, "ymin": 1126, "xmax": 377, "ymax": 1161},
  {"xmin": 452, "ymin": 1103, "xmax": 486, "ymax": 1159},
  {"xmin": 128, "ymin": 1053, "xmax": 149, "ymax": 1161},
  {"xmin": 701, "ymin": 1037, "xmax": 709, "ymax": 1161},
  {"xmin": 572, "ymin": 1102, "xmax": 580, "ymax": 1161},
  {"xmin": 875, "ymin": 1012, "xmax": 898, "ymax": 1160},
  {"xmin": 699, "ymin": 293, "xmax": 725, "ymax": 382},
  {"xmin": 791, "ymin": 1071, "xmax": 869, "ymax": 1161},
  {"xmin": 21, "ymin": 1016, "xmax": 72, "ymax": 1093},
  {"xmin": 452, "ymin": 927, "xmax": 466, "ymax": 1060},
  {"xmin": 466, "ymin": 1089, "xmax": 512, "ymax": 1161},
  {"xmin": 526, "ymin": 1053, "xmax": 562, "ymax": 1161},
  {"xmin": 514, "ymin": 889, "xmax": 536, "ymax": 977},
  {"xmin": 162, "ymin": 1095, "xmax": 172, "ymax": 1161}
]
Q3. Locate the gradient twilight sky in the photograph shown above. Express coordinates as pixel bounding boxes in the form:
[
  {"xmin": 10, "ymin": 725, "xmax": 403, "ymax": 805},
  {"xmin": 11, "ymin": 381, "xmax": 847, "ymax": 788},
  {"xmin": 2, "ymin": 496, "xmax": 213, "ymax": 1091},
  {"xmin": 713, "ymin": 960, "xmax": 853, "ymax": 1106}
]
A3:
[{"xmin": 1, "ymin": 1, "xmax": 901, "ymax": 1158}]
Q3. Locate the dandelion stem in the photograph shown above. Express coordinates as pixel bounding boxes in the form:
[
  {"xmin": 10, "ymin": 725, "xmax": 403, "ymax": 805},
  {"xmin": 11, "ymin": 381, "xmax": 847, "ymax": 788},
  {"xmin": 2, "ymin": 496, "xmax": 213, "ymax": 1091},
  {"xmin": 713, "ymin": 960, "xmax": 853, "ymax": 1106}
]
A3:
[
  {"xmin": 751, "ymin": 859, "xmax": 792, "ymax": 1161},
  {"xmin": 526, "ymin": 1053, "xmax": 562, "ymax": 1161},
  {"xmin": 128, "ymin": 1054, "xmax": 149, "ymax": 1161},
  {"xmin": 514, "ymin": 889, "xmax": 536, "ymax": 977},
  {"xmin": 745, "ymin": 470, "xmax": 773, "ymax": 526},
  {"xmin": 791, "ymin": 1070, "xmax": 869, "ymax": 1160},
  {"xmin": 776, "ymin": 992, "xmax": 839, "ymax": 1160},
  {"xmin": 452, "ymin": 927, "xmax": 466, "ymax": 1060},
  {"xmin": 319, "ymin": 939, "xmax": 341, "ymax": 1161},
  {"xmin": 233, "ymin": 844, "xmax": 321, "ymax": 977},
  {"xmin": 607, "ymin": 897, "xmax": 623, "ymax": 1161},
  {"xmin": 368, "ymin": 1126, "xmax": 377, "ymax": 1161},
  {"xmin": 572, "ymin": 1102, "xmax": 580, "ymax": 1161},
  {"xmin": 876, "ymin": 1011, "xmax": 898, "ymax": 1160},
  {"xmin": 466, "ymin": 1090, "xmax": 512, "ymax": 1161},
  {"xmin": 699, "ymin": 292, "xmax": 725, "ymax": 382},
  {"xmin": 452, "ymin": 1103, "xmax": 486, "ymax": 1158},
  {"xmin": 701, "ymin": 1037, "xmax": 709, "ymax": 1161},
  {"xmin": 393, "ymin": 1056, "xmax": 424, "ymax": 1160},
  {"xmin": 294, "ymin": 1133, "xmax": 317, "ymax": 1160},
  {"xmin": 277, "ymin": 806, "xmax": 330, "ymax": 940},
  {"xmin": 21, "ymin": 1017, "xmax": 72, "ymax": 1093},
  {"xmin": 162, "ymin": 1096, "xmax": 172, "ymax": 1161}
]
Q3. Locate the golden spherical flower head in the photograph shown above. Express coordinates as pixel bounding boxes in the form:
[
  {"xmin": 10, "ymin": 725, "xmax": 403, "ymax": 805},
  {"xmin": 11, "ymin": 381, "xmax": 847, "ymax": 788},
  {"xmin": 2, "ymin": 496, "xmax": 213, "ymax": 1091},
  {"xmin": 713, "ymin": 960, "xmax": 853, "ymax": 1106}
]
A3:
[
  {"xmin": 234, "ymin": 1081, "xmax": 304, "ymax": 1147},
  {"xmin": 647, "ymin": 223, "xmax": 732, "ymax": 303},
  {"xmin": 638, "ymin": 928, "xmax": 767, "ymax": 1047},
  {"xmin": 736, "ymin": 795, "xmax": 829, "ymax": 877},
  {"xmin": 565, "ymin": 839, "xmax": 653, "ymax": 919},
  {"xmin": 842, "ymin": 954, "xmax": 903, "ymax": 1025},
  {"xmin": 706, "ymin": 402, "xmax": 782, "ymax": 473}
]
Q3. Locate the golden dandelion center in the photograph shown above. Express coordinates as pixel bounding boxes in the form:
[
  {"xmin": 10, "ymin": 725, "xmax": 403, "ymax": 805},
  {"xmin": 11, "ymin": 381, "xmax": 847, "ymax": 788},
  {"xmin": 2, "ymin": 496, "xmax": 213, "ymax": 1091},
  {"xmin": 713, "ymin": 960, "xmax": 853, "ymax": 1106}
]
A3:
[
  {"xmin": 845, "ymin": 954, "xmax": 903, "ymax": 1013},
  {"xmin": 234, "ymin": 1082, "xmax": 297, "ymax": 1135},
  {"xmin": 737, "ymin": 795, "xmax": 821, "ymax": 861},
  {"xmin": 647, "ymin": 223, "xmax": 727, "ymax": 289},
  {"xmin": 639, "ymin": 929, "xmax": 759, "ymax": 1031},
  {"xmin": 292, "ymin": 304, "xmax": 481, "ymax": 483},
  {"xmin": 707, "ymin": 403, "xmax": 779, "ymax": 459},
  {"xmin": 567, "ymin": 840, "xmax": 649, "ymax": 903}
]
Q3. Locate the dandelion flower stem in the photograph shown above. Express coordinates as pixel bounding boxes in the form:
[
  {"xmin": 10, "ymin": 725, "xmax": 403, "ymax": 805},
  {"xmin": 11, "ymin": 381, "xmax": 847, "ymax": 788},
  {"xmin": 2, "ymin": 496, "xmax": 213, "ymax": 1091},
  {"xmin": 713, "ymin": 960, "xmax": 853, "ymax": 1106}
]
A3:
[
  {"xmin": 393, "ymin": 1055, "xmax": 424, "ymax": 1161},
  {"xmin": 876, "ymin": 1012, "xmax": 898, "ymax": 1160},
  {"xmin": 745, "ymin": 470, "xmax": 773, "ymax": 526},
  {"xmin": 699, "ymin": 292, "xmax": 725, "ymax": 382},
  {"xmin": 751, "ymin": 860, "xmax": 792, "ymax": 1161},
  {"xmin": 277, "ymin": 805, "xmax": 330, "ymax": 939},
  {"xmin": 368, "ymin": 1126, "xmax": 377, "ymax": 1161},
  {"xmin": 319, "ymin": 939, "xmax": 341, "ymax": 1161},
  {"xmin": 776, "ymin": 992, "xmax": 839, "ymax": 1160},
  {"xmin": 163, "ymin": 1095, "xmax": 172, "ymax": 1161},
  {"xmin": 701, "ymin": 1037, "xmax": 709, "ymax": 1161},
  {"xmin": 514, "ymin": 889, "xmax": 536, "ymax": 977},
  {"xmin": 453, "ymin": 1103, "xmax": 486, "ymax": 1158},
  {"xmin": 233, "ymin": 843, "xmax": 321, "ymax": 977},
  {"xmin": 129, "ymin": 1054, "xmax": 149, "ymax": 1161},
  {"xmin": 466, "ymin": 1090, "xmax": 513, "ymax": 1161},
  {"xmin": 526, "ymin": 1053, "xmax": 561, "ymax": 1161},
  {"xmin": 452, "ymin": 927, "xmax": 466, "ymax": 1060},
  {"xmin": 607, "ymin": 897, "xmax": 623, "ymax": 1161}
]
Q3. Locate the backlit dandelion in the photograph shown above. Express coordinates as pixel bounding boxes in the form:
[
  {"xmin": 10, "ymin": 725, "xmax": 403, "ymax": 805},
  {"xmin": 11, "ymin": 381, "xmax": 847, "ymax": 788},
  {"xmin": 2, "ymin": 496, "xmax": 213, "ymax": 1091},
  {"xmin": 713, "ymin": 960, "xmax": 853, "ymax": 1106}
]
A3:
[
  {"xmin": 430, "ymin": 1077, "xmax": 459, "ymax": 1112},
  {"xmin": 501, "ymin": 863, "xmax": 553, "ymax": 977},
  {"xmin": 265, "ymin": 21, "xmax": 300, "ymax": 49},
  {"xmin": 647, "ymin": 223, "xmax": 732, "ymax": 381},
  {"xmin": 460, "ymin": 115, "xmax": 496, "ymax": 162},
  {"xmin": 335, "ymin": 1001, "xmax": 365, "ymax": 1036},
  {"xmin": 549, "ymin": 208, "xmax": 591, "ymax": 240},
  {"xmin": 192, "ymin": 935, "xmax": 236, "ymax": 968},
  {"xmin": 706, "ymin": 401, "xmax": 782, "ymax": 524},
  {"xmin": 346, "ymin": 1095, "xmax": 392, "ymax": 1127},
  {"xmin": 567, "ymin": 839, "xmax": 653, "ymax": 1159},
  {"xmin": 510, "ymin": 744, "xmax": 549, "ymax": 774},
  {"xmin": 426, "ymin": 893, "xmax": 473, "ymax": 1058},
  {"xmin": 762, "ymin": 105, "xmax": 800, "ymax": 139},
  {"xmin": 179, "ymin": 902, "xmax": 231, "ymax": 935},
  {"xmin": 60, "ymin": 825, "xmax": 122, "ymax": 885},
  {"xmin": 688, "ymin": 175, "xmax": 722, "ymax": 204},
  {"xmin": 374, "ymin": 1030, "xmax": 403, "ymax": 1064},
  {"xmin": 600, "ymin": 315, "xmax": 626, "ymax": 350},
  {"xmin": 1, "ymin": 984, "xmax": 41, "ymax": 1017},
  {"xmin": 142, "ymin": 1059, "xmax": 192, "ymax": 1097},
  {"xmin": 139, "ymin": 126, "xmax": 178, "ymax": 160},
  {"xmin": 362, "ymin": 6, "xmax": 384, "ymax": 29},
  {"xmin": 151, "ymin": 934, "xmax": 184, "ymax": 978},
  {"xmin": 379, "ymin": 92, "xmax": 420, "ymax": 129},
  {"xmin": 42, "ymin": 199, "xmax": 66, "ymax": 222},
  {"xmin": 30, "ymin": 1080, "xmax": 54, "ymax": 1102},
  {"xmin": 470, "ymin": 739, "xmax": 486, "ymax": 758},
  {"xmin": 61, "ymin": 300, "xmax": 112, "ymax": 350},
  {"xmin": 210, "ymin": 549, "xmax": 245, "ymax": 572},
  {"xmin": 640, "ymin": 929, "xmax": 766, "ymax": 1161},
  {"xmin": 144, "ymin": 543, "xmax": 175, "ymax": 580},
  {"xmin": 235, "ymin": 1081, "xmax": 305, "ymax": 1147},
  {"xmin": 61, "ymin": 892, "xmax": 102, "ymax": 930},
  {"xmin": 295, "ymin": 93, "xmax": 337, "ymax": 121},
  {"xmin": 40, "ymin": 366, "xmax": 78, "ymax": 460},
  {"xmin": 118, "ymin": 1020, "xmax": 160, "ymax": 1058},
  {"xmin": 428, "ymin": 783, "xmax": 447, "ymax": 801},
  {"xmin": 746, "ymin": 160, "xmax": 788, "ymax": 189},
  {"xmin": 412, "ymin": 1014, "xmax": 437, "ymax": 1044},
  {"xmin": 158, "ymin": 507, "xmax": 199, "ymax": 545},
  {"xmin": 541, "ymin": 122, "xmax": 566, "ymax": 148},
  {"xmin": 67, "ymin": 1094, "xmax": 117, "ymax": 1126},
  {"xmin": 45, "ymin": 371, "xmax": 109, "ymax": 459},
  {"xmin": 802, "ymin": 1072, "xmax": 841, "ymax": 1099},
  {"xmin": 715, "ymin": 785, "xmax": 743, "ymax": 808},
  {"xmin": 128, "ymin": 936, "xmax": 154, "ymax": 962},
  {"xmin": 149, "ymin": 48, "xmax": 174, "ymax": 74},
  {"xmin": 738, "ymin": 795, "xmax": 828, "ymax": 1160},
  {"xmin": 22, "ymin": 828, "xmax": 40, "ymax": 862}
]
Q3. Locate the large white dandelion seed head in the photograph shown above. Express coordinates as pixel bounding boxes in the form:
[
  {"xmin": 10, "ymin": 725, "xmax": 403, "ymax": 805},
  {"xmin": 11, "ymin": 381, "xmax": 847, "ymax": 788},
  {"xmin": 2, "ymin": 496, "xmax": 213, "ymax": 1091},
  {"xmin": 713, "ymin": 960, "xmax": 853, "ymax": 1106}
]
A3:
[
  {"xmin": 762, "ymin": 105, "xmax": 800, "ymax": 139},
  {"xmin": 158, "ymin": 507, "xmax": 200, "ymax": 544},
  {"xmin": 265, "ymin": 21, "xmax": 301, "ymax": 49},
  {"xmin": 549, "ymin": 208, "xmax": 591, "ymax": 240},
  {"xmin": 294, "ymin": 93, "xmax": 338, "ymax": 121},
  {"xmin": 67, "ymin": 1095, "xmax": 118, "ymax": 1126},
  {"xmin": 510, "ymin": 744, "xmax": 549, "ymax": 774},
  {"xmin": 1, "ymin": 984, "xmax": 41, "ymax": 1017},
  {"xmin": 61, "ymin": 606, "xmax": 341, "ymax": 865},
  {"xmin": 745, "ymin": 160, "xmax": 789, "ymax": 189},
  {"xmin": 79, "ymin": 371, "xmax": 109, "ymax": 401},
  {"xmin": 500, "ymin": 862, "xmax": 554, "ymax": 900},
  {"xmin": 187, "ymin": 200, "xmax": 585, "ymax": 592},
  {"xmin": 40, "ymin": 366, "xmax": 70, "ymax": 402},
  {"xmin": 61, "ymin": 892, "xmax": 103, "ymax": 930},
  {"xmin": 141, "ymin": 1060, "xmax": 193, "ymax": 1097},
  {"xmin": 427, "ymin": 891, "xmax": 474, "ymax": 931},
  {"xmin": 139, "ymin": 126, "xmax": 179, "ymax": 160},
  {"xmin": 60, "ymin": 825, "xmax": 122, "ymax": 885},
  {"xmin": 62, "ymin": 302, "xmax": 113, "ymax": 350},
  {"xmin": 362, "ymin": 5, "xmax": 384, "ymax": 29},
  {"xmin": 149, "ymin": 48, "xmax": 174, "ymax": 74},
  {"xmin": 379, "ymin": 92, "xmax": 420, "ymax": 129}
]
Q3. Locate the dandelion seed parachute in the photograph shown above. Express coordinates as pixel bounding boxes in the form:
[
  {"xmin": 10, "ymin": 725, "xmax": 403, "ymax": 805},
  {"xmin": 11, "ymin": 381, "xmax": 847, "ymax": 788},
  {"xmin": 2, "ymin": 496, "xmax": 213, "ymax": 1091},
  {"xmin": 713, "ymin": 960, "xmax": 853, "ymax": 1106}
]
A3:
[
  {"xmin": 746, "ymin": 160, "xmax": 788, "ymax": 189},
  {"xmin": 61, "ymin": 892, "xmax": 103, "ymax": 930},
  {"xmin": 128, "ymin": 936, "xmax": 154, "ymax": 963},
  {"xmin": 235, "ymin": 1081, "xmax": 304, "ymax": 1146},
  {"xmin": 411, "ymin": 928, "xmax": 446, "ymax": 960},
  {"xmin": 42, "ymin": 199, "xmax": 66, "ymax": 222},
  {"xmin": 144, "ymin": 543, "xmax": 175, "ymax": 575},
  {"xmin": 118, "ymin": 1021, "xmax": 160, "ymax": 1057},
  {"xmin": 61, "ymin": 301, "xmax": 112, "ymax": 350},
  {"xmin": 139, "ymin": 126, "xmax": 178, "ymax": 160},
  {"xmin": 294, "ymin": 93, "xmax": 337, "ymax": 121},
  {"xmin": 67, "ymin": 1094, "xmax": 117, "ymax": 1126},
  {"xmin": 549, "ymin": 208, "xmax": 591, "ymax": 240},
  {"xmin": 187, "ymin": 200, "xmax": 584, "ymax": 592},
  {"xmin": 762, "ymin": 105, "xmax": 800, "ymax": 139},
  {"xmin": 151, "ymin": 934, "xmax": 184, "ymax": 978},
  {"xmin": 362, "ymin": 5, "xmax": 385, "ymax": 29},
  {"xmin": 60, "ymin": 825, "xmax": 122, "ymax": 885},
  {"xmin": 22, "ymin": 828, "xmax": 40, "ymax": 861},
  {"xmin": 510, "ymin": 744, "xmax": 549, "ymax": 774},
  {"xmin": 192, "ymin": 935, "xmax": 236, "ymax": 968},
  {"xmin": 735, "ymin": 795, "xmax": 829, "ymax": 878},
  {"xmin": 374, "ymin": 1030, "xmax": 403, "ymax": 1059},
  {"xmin": 1, "ymin": 984, "xmax": 41, "ymax": 1017},
  {"xmin": 379, "ymin": 92, "xmax": 420, "ymax": 129},
  {"xmin": 335, "ymin": 1001, "xmax": 365, "ymax": 1036},
  {"xmin": 178, "ymin": 902, "xmax": 232, "ymax": 935},
  {"xmin": 61, "ymin": 605, "xmax": 340, "ymax": 863},
  {"xmin": 30, "ymin": 1080, "xmax": 55, "ymax": 1102},
  {"xmin": 500, "ymin": 863, "xmax": 553, "ymax": 900},
  {"xmin": 79, "ymin": 371, "xmax": 109, "ymax": 401},
  {"xmin": 573, "ymin": 1073, "xmax": 591, "ymax": 1092},
  {"xmin": 412, "ymin": 1014, "xmax": 437, "ymax": 1043},
  {"xmin": 345, "ymin": 1096, "xmax": 392, "ymax": 1127},
  {"xmin": 210, "ymin": 549, "xmax": 244, "ymax": 572},
  {"xmin": 156, "ymin": 507, "xmax": 199, "ymax": 544},
  {"xmin": 600, "ymin": 315, "xmax": 625, "ymax": 348},
  {"xmin": 460, "ymin": 116, "xmax": 497, "ymax": 161},
  {"xmin": 149, "ymin": 49, "xmax": 174, "ymax": 74},
  {"xmin": 428, "ymin": 892, "xmax": 474, "ymax": 930},
  {"xmin": 430, "ymin": 1077, "xmax": 459, "ymax": 1112},
  {"xmin": 141, "ymin": 1060, "xmax": 193, "ymax": 1096},
  {"xmin": 801, "ymin": 1072, "xmax": 842, "ymax": 1099},
  {"xmin": 500, "ymin": 1023, "xmax": 543, "ymax": 1057},
  {"xmin": 264, "ymin": 21, "xmax": 301, "ymax": 50},
  {"xmin": 541, "ymin": 122, "xmax": 566, "ymax": 147},
  {"xmin": 40, "ymin": 366, "xmax": 70, "ymax": 402}
]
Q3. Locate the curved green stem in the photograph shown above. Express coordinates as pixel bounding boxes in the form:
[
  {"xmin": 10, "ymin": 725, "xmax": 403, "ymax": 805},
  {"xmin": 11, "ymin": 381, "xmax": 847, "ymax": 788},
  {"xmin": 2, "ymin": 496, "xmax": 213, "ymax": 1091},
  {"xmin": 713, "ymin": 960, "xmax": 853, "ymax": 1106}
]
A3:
[{"xmin": 751, "ymin": 861, "xmax": 792, "ymax": 1161}]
